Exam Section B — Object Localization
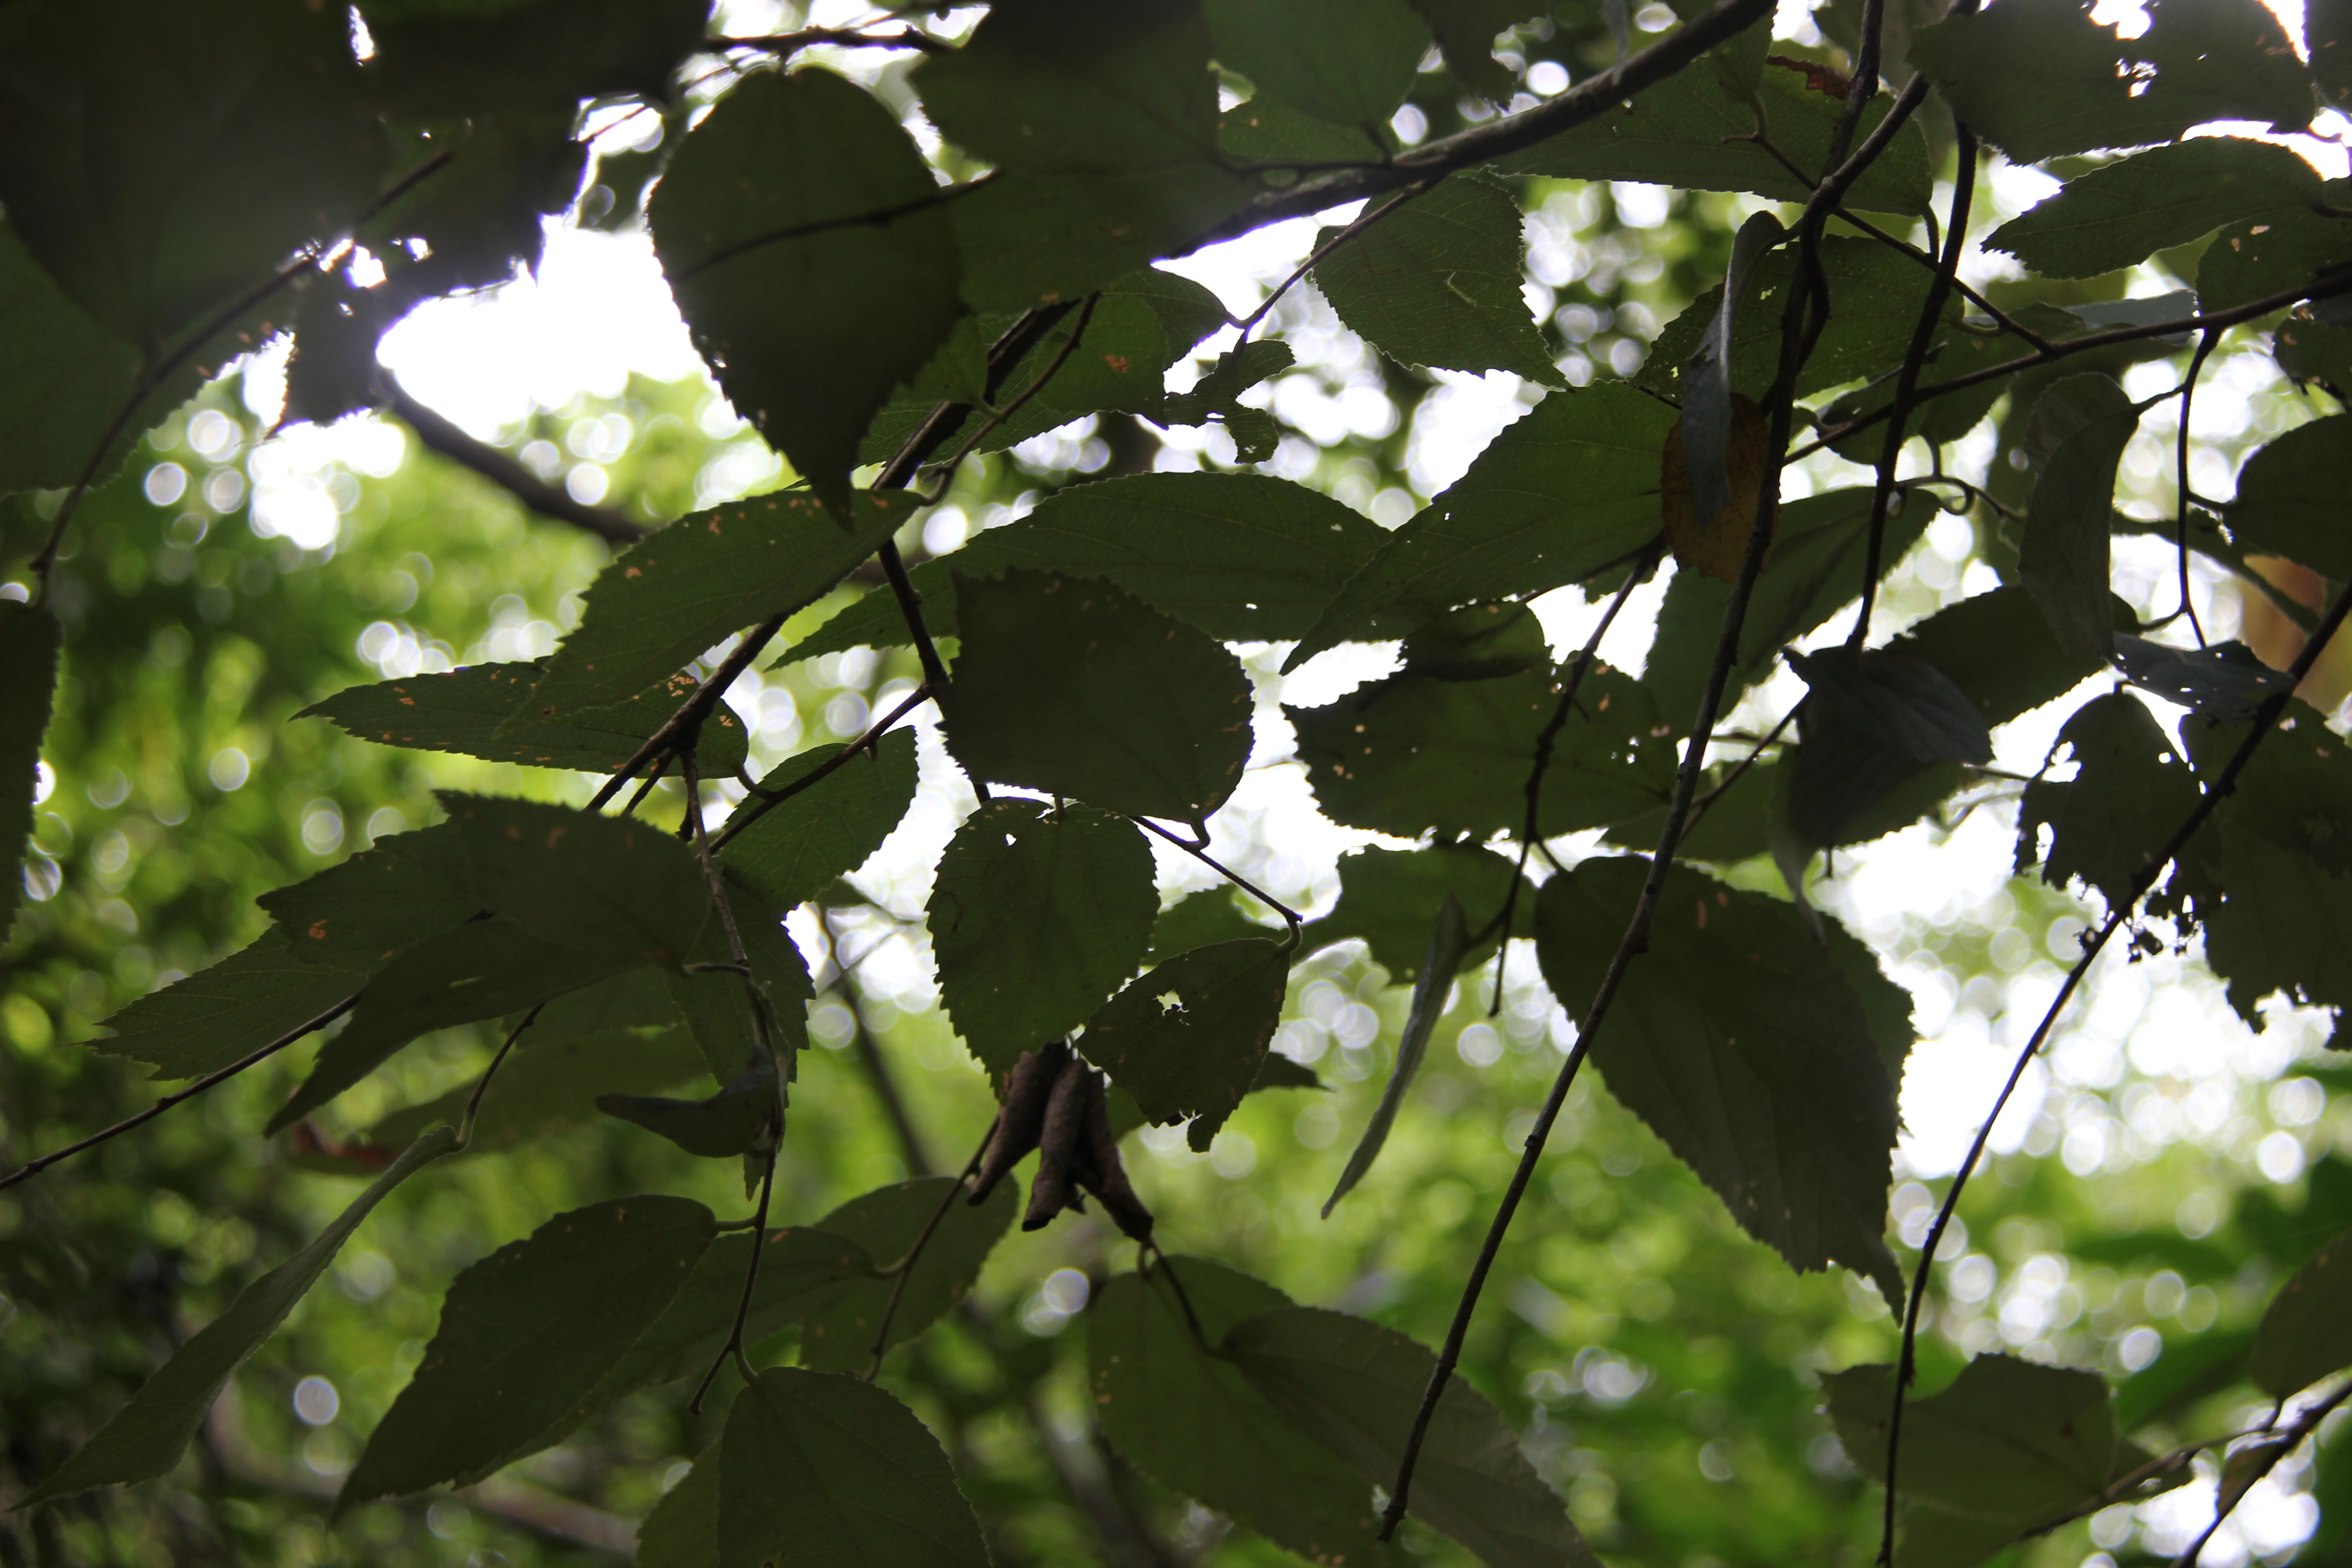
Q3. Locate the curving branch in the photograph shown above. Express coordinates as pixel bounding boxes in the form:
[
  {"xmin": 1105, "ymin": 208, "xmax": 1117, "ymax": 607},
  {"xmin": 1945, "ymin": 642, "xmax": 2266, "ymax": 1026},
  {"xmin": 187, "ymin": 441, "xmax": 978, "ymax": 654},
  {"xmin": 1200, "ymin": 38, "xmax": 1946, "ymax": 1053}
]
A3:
[{"xmin": 385, "ymin": 376, "xmax": 650, "ymax": 547}]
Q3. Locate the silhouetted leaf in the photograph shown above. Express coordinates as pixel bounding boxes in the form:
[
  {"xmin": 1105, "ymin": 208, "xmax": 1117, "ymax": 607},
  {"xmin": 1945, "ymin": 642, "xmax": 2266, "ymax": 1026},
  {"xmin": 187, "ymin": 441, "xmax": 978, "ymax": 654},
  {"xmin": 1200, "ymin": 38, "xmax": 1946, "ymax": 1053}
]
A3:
[
  {"xmin": 2227, "ymin": 416, "xmax": 2352, "ymax": 584},
  {"xmin": 2020, "ymin": 375, "xmax": 2136, "ymax": 664},
  {"xmin": 1401, "ymin": 601, "xmax": 1550, "ymax": 681},
  {"xmin": 0, "ymin": 224, "xmax": 143, "ymax": 494},
  {"xmin": 1324, "ymin": 895, "xmax": 1470, "ymax": 1215},
  {"xmin": 2250, "ymin": 1228, "xmax": 2352, "ymax": 1399},
  {"xmin": 2197, "ymin": 183, "xmax": 2352, "ymax": 310},
  {"xmin": 1823, "ymin": 1355, "xmax": 2116, "ymax": 1522},
  {"xmin": 299, "ymin": 662, "xmax": 747, "ymax": 776},
  {"xmin": 798, "ymin": 1178, "xmax": 1018, "ymax": 1373},
  {"xmin": 1284, "ymin": 387, "xmax": 1674, "ymax": 670},
  {"xmin": 526, "ymin": 490, "xmax": 917, "ymax": 721},
  {"xmin": 1147, "ymin": 887, "xmax": 1279, "ymax": 963},
  {"xmin": 17, "ymin": 1129, "xmax": 458, "ymax": 1506},
  {"xmin": 1662, "ymin": 393, "xmax": 1772, "ymax": 584},
  {"xmin": 341, "ymin": 1196, "xmax": 715, "ymax": 1507},
  {"xmin": 1537, "ymin": 858, "xmax": 1906, "ymax": 1303},
  {"xmin": 257, "ymin": 824, "xmax": 476, "ymax": 974},
  {"xmin": 2017, "ymin": 692, "xmax": 2201, "ymax": 910},
  {"xmin": 1290, "ymin": 662, "xmax": 1676, "ymax": 840},
  {"xmin": 651, "ymin": 69, "xmax": 960, "ymax": 507},
  {"xmin": 1894, "ymin": 583, "xmax": 2107, "ymax": 729},
  {"xmin": 1305, "ymin": 843, "xmax": 1525, "ymax": 980},
  {"xmin": 1228, "ymin": 1306, "xmax": 1597, "ymax": 1568},
  {"xmin": 721, "ymin": 729, "xmax": 920, "ymax": 912},
  {"xmin": 663, "ymin": 878, "xmax": 813, "ymax": 1083},
  {"xmin": 2201, "ymin": 819, "xmax": 2352, "ymax": 1035},
  {"xmin": 364, "ymin": 1026, "xmax": 708, "ymax": 1158},
  {"xmin": 1681, "ymin": 215, "xmax": 1785, "ymax": 529},
  {"xmin": 943, "ymin": 569, "xmax": 1254, "ymax": 824},
  {"xmin": 444, "ymin": 794, "xmax": 710, "ymax": 967},
  {"xmin": 1987, "ymin": 139, "xmax": 2321, "ymax": 279},
  {"xmin": 1083, "ymin": 939, "xmax": 1289, "ymax": 1150},
  {"xmin": 718, "ymin": 1368, "xmax": 989, "ymax": 1568},
  {"xmin": 929, "ymin": 800, "xmax": 1158, "ymax": 1076},
  {"xmin": 600, "ymin": 1054, "xmax": 779, "ymax": 1158},
  {"xmin": 797, "ymin": 474, "xmax": 1391, "ymax": 658},
  {"xmin": 1314, "ymin": 176, "xmax": 1565, "ymax": 386},
  {"xmin": 88, "ymin": 931, "xmax": 361, "ymax": 1081},
  {"xmin": 1786, "ymin": 647, "xmax": 1992, "ymax": 767},
  {"xmin": 356, "ymin": 0, "xmax": 709, "ymax": 118},
  {"xmin": 1207, "ymin": 0, "xmax": 1429, "ymax": 125},
  {"xmin": 2184, "ymin": 701, "xmax": 2352, "ymax": 877},
  {"xmin": 1, "ymin": 600, "xmax": 61, "ymax": 940},
  {"xmin": 1088, "ymin": 1260, "xmax": 1381, "ymax": 1564}
]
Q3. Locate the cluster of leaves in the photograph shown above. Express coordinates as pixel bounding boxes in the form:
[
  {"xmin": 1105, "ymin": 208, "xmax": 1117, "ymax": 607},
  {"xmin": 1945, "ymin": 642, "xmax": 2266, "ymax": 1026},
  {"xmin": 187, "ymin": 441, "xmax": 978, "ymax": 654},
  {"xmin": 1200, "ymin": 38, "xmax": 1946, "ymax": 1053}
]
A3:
[{"xmin": 8, "ymin": 0, "xmax": 2352, "ymax": 1563}]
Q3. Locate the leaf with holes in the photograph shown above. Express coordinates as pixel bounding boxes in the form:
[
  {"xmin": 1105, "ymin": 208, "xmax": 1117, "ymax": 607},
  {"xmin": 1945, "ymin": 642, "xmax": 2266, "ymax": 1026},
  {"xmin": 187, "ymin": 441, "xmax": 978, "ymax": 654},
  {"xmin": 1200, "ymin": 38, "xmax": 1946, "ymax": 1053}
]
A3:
[
  {"xmin": 929, "ymin": 800, "xmax": 1158, "ymax": 1076},
  {"xmin": 2017, "ymin": 692, "xmax": 2201, "ymax": 911},
  {"xmin": 943, "ymin": 569, "xmax": 1254, "ymax": 824},
  {"xmin": 1082, "ymin": 939, "xmax": 1289, "ymax": 1150}
]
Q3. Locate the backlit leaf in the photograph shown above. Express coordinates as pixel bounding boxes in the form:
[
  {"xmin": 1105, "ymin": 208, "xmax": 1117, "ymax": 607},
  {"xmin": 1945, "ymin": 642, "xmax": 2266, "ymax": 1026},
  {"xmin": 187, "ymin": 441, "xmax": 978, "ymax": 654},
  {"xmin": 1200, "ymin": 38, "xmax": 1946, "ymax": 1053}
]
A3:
[
  {"xmin": 1207, "ymin": 0, "xmax": 1429, "ymax": 126},
  {"xmin": 2249, "ymin": 1228, "xmax": 2352, "ymax": 1400},
  {"xmin": 88, "ymin": 931, "xmax": 361, "ymax": 1081},
  {"xmin": 1304, "ymin": 843, "xmax": 1526, "ymax": 980},
  {"xmin": 1823, "ymin": 1354, "xmax": 2117, "ymax": 1522},
  {"xmin": 1082, "ymin": 939, "xmax": 1289, "ymax": 1150},
  {"xmin": 1986, "ymin": 139, "xmax": 2321, "ymax": 280},
  {"xmin": 257, "ymin": 823, "xmax": 476, "ymax": 975},
  {"xmin": 720, "ymin": 729, "xmax": 920, "ymax": 913},
  {"xmin": 1661, "ymin": 392, "xmax": 1771, "ymax": 583},
  {"xmin": 928, "ymin": 800, "xmax": 1158, "ymax": 1076},
  {"xmin": 18, "ymin": 1128, "xmax": 458, "ymax": 1505},
  {"xmin": 943, "ymin": 569, "xmax": 1255, "ymax": 824},
  {"xmin": 2016, "ymin": 691, "xmax": 2202, "ymax": 911},
  {"xmin": 445, "ymin": 794, "xmax": 710, "ymax": 967},
  {"xmin": 636, "ymin": 1443, "xmax": 720, "ymax": 1568},
  {"xmin": 356, "ymin": 0, "xmax": 710, "ymax": 118},
  {"xmin": 2227, "ymin": 415, "xmax": 2352, "ymax": 583},
  {"xmin": 2020, "ymin": 374, "xmax": 2136, "ymax": 665}
]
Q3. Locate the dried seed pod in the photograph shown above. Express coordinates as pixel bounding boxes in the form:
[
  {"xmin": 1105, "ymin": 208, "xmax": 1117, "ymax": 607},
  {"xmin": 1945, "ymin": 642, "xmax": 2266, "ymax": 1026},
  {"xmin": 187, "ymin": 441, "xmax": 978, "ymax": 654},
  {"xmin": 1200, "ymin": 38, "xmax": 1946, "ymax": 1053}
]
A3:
[
  {"xmin": 970, "ymin": 1040, "xmax": 1068, "ymax": 1205},
  {"xmin": 1021, "ymin": 1054, "xmax": 1092, "ymax": 1231},
  {"xmin": 1073, "ymin": 1069, "xmax": 1154, "ymax": 1242}
]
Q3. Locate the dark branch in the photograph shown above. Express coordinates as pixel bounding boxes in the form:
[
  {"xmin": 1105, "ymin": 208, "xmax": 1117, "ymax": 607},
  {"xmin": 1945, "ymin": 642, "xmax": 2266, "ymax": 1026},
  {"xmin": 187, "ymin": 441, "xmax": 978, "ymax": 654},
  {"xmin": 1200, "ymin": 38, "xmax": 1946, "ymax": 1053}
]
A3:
[
  {"xmin": 713, "ymin": 27, "xmax": 951, "ymax": 55},
  {"xmin": 386, "ymin": 377, "xmax": 649, "ymax": 547}
]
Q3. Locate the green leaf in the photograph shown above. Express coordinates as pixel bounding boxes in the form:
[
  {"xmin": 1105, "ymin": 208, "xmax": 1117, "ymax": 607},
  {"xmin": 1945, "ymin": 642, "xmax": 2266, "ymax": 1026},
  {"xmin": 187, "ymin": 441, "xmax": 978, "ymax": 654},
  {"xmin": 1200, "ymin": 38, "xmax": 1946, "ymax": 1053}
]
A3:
[
  {"xmin": 1226, "ymin": 1305, "xmax": 1597, "ymax": 1568},
  {"xmin": 1536, "ymin": 858, "xmax": 1906, "ymax": 1303},
  {"xmin": 1290, "ymin": 662, "xmax": 1676, "ymax": 839},
  {"xmin": 1221, "ymin": 97, "xmax": 1388, "ymax": 165},
  {"xmin": 1208, "ymin": 0, "xmax": 1429, "ymax": 126},
  {"xmin": 443, "ymin": 794, "xmax": 710, "ymax": 967},
  {"xmin": 256, "ymin": 824, "xmax": 476, "ymax": 974},
  {"xmin": 1912, "ymin": 0, "xmax": 2313, "ymax": 164},
  {"xmin": 942, "ymin": 569, "xmax": 1255, "ymax": 824},
  {"xmin": 88, "ymin": 931, "xmax": 360, "ymax": 1081},
  {"xmin": 1083, "ymin": 939, "xmax": 1289, "ymax": 1150},
  {"xmin": 2195, "ymin": 181, "xmax": 2352, "ymax": 311},
  {"xmin": 2201, "ymin": 819, "xmax": 2352, "ymax": 1031},
  {"xmin": 1986, "ymin": 139, "xmax": 2323, "ymax": 280},
  {"xmin": 1498, "ymin": 64, "xmax": 1933, "ymax": 216},
  {"xmin": 1313, "ymin": 176, "xmax": 1565, "ymax": 386},
  {"xmin": 2020, "ymin": 374, "xmax": 2136, "ymax": 665},
  {"xmin": 1323, "ymin": 895, "xmax": 1471, "ymax": 1215},
  {"xmin": 2017, "ymin": 692, "xmax": 2202, "ymax": 911},
  {"xmin": 267, "ymin": 917, "xmax": 622, "ymax": 1133},
  {"xmin": 1785, "ymin": 647, "xmax": 1993, "ymax": 768},
  {"xmin": 1305, "ymin": 843, "xmax": 1526, "ymax": 980},
  {"xmin": 0, "ymin": 0, "xmax": 387, "ymax": 351},
  {"xmin": 1401, "ymin": 600, "xmax": 1551, "ymax": 681},
  {"xmin": 16, "ymin": 1128, "xmax": 457, "ymax": 1506},
  {"xmin": 601, "ymin": 1054, "xmax": 779, "ymax": 1159},
  {"xmin": 718, "ymin": 1368, "xmax": 988, "ymax": 1568},
  {"xmin": 358, "ymin": 114, "xmax": 588, "ymax": 297},
  {"xmin": 356, "ymin": 0, "xmax": 710, "ymax": 118},
  {"xmin": 1891, "ymin": 583, "xmax": 2108, "ymax": 730},
  {"xmin": 1283, "ymin": 386, "xmax": 1675, "ymax": 671},
  {"xmin": 797, "ymin": 1177, "xmax": 1018, "ymax": 1374},
  {"xmin": 2251, "ymin": 1229, "xmax": 2352, "ymax": 1400},
  {"xmin": 663, "ymin": 884, "xmax": 813, "ymax": 1084},
  {"xmin": 1645, "ymin": 488, "xmax": 1932, "ymax": 724},
  {"xmin": 918, "ymin": 0, "xmax": 1252, "ymax": 309},
  {"xmin": 1682, "ymin": 213, "xmax": 1787, "ymax": 529},
  {"xmin": 1087, "ymin": 1260, "xmax": 1382, "ymax": 1563},
  {"xmin": 0, "ymin": 600, "xmax": 60, "ymax": 940},
  {"xmin": 298, "ymin": 662, "xmax": 748, "ymax": 777},
  {"xmin": 2273, "ymin": 311, "xmax": 2352, "ymax": 401},
  {"xmin": 1147, "ymin": 887, "xmax": 1279, "ymax": 962},
  {"xmin": 794, "ymin": 473, "xmax": 1392, "ymax": 661},
  {"xmin": 649, "ymin": 69, "xmax": 960, "ymax": 508},
  {"xmin": 636, "ymin": 1443, "xmax": 720, "ymax": 1568},
  {"xmin": 929, "ymin": 800, "xmax": 1159, "ymax": 1077},
  {"xmin": 2228, "ymin": 416, "xmax": 2352, "ymax": 583},
  {"xmin": 1156, "ymin": 339, "xmax": 1292, "ymax": 463},
  {"xmin": 526, "ymin": 489, "xmax": 916, "ymax": 721},
  {"xmin": 720, "ymin": 730, "xmax": 921, "ymax": 912},
  {"xmin": 1823, "ymin": 1355, "xmax": 2117, "ymax": 1522},
  {"xmin": 2182, "ymin": 698, "xmax": 2352, "ymax": 877},
  {"xmin": 364, "ymin": 1026, "xmax": 708, "ymax": 1157},
  {"xmin": 0, "ymin": 224, "xmax": 141, "ymax": 495},
  {"xmin": 1411, "ymin": 0, "xmax": 1544, "ymax": 99},
  {"xmin": 340, "ymin": 1196, "xmax": 714, "ymax": 1507}
]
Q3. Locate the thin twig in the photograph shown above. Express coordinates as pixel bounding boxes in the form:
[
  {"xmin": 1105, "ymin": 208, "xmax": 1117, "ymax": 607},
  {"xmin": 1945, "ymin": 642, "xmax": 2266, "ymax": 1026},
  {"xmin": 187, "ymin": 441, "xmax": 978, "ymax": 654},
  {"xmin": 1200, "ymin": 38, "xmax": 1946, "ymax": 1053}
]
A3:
[
  {"xmin": 1836, "ymin": 208, "xmax": 2053, "ymax": 351},
  {"xmin": 713, "ymin": 27, "xmax": 951, "ymax": 54},
  {"xmin": 0, "ymin": 996, "xmax": 360, "ymax": 1192},
  {"xmin": 1847, "ymin": 122, "xmax": 1978, "ymax": 650},
  {"xmin": 457, "ymin": 1005, "xmax": 541, "ymax": 1147},
  {"xmin": 862, "ymin": 1128, "xmax": 993, "ymax": 1378},
  {"xmin": 1487, "ymin": 545, "xmax": 1661, "ymax": 1015},
  {"xmin": 926, "ymin": 292, "xmax": 1104, "ymax": 492},
  {"xmin": 709, "ymin": 682, "xmax": 932, "ymax": 852},
  {"xmin": 1880, "ymin": 573, "xmax": 2352, "ymax": 1563},
  {"xmin": 1125, "ymin": 816, "xmax": 1303, "ymax": 951},
  {"xmin": 386, "ymin": 377, "xmax": 650, "ymax": 547},
  {"xmin": 690, "ymin": 1139, "xmax": 780, "ymax": 1412},
  {"xmin": 1235, "ymin": 187, "xmax": 1427, "ymax": 338},
  {"xmin": 2175, "ymin": 327, "xmax": 2220, "ymax": 647},
  {"xmin": 1380, "ymin": 0, "xmax": 1929, "ymax": 1530},
  {"xmin": 2168, "ymin": 1382, "xmax": 2352, "ymax": 1568}
]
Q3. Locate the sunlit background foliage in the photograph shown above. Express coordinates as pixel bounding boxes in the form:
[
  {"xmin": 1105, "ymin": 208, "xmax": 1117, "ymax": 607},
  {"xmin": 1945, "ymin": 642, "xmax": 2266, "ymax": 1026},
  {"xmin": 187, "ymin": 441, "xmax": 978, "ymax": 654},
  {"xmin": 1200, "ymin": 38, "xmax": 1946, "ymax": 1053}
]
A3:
[{"xmin": 5, "ymin": 0, "xmax": 2352, "ymax": 1565}]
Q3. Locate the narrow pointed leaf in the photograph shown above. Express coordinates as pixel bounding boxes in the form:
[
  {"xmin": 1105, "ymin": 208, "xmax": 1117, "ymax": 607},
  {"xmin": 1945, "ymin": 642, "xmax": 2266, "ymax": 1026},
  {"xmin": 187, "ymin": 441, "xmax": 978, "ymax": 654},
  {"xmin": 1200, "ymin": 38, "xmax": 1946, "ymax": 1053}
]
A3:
[
  {"xmin": 1304, "ymin": 843, "xmax": 1525, "ymax": 980},
  {"xmin": 943, "ymin": 569, "xmax": 1254, "ymax": 823},
  {"xmin": 16, "ymin": 1128, "xmax": 457, "ymax": 1506},
  {"xmin": 1082, "ymin": 938, "xmax": 1289, "ymax": 1151},
  {"xmin": 1683, "ymin": 212, "xmax": 1786, "ymax": 527},
  {"xmin": 600, "ymin": 1055, "xmax": 778, "ymax": 1158},
  {"xmin": 2020, "ymin": 375, "xmax": 2136, "ymax": 665},
  {"xmin": 341, "ymin": 1196, "xmax": 715, "ymax": 1506},
  {"xmin": 1227, "ymin": 1305, "xmax": 1597, "ymax": 1568},
  {"xmin": 1323, "ymin": 894, "xmax": 1470, "ymax": 1215},
  {"xmin": 718, "ymin": 1368, "xmax": 989, "ymax": 1568},
  {"xmin": 88, "ymin": 931, "xmax": 360, "ymax": 1080}
]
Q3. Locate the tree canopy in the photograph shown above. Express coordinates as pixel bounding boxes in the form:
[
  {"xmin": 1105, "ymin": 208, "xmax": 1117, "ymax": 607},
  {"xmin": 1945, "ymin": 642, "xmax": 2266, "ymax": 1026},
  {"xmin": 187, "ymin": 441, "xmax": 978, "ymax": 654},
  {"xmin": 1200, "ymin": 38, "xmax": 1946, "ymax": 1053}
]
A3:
[{"xmin": 5, "ymin": 0, "xmax": 2352, "ymax": 1565}]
